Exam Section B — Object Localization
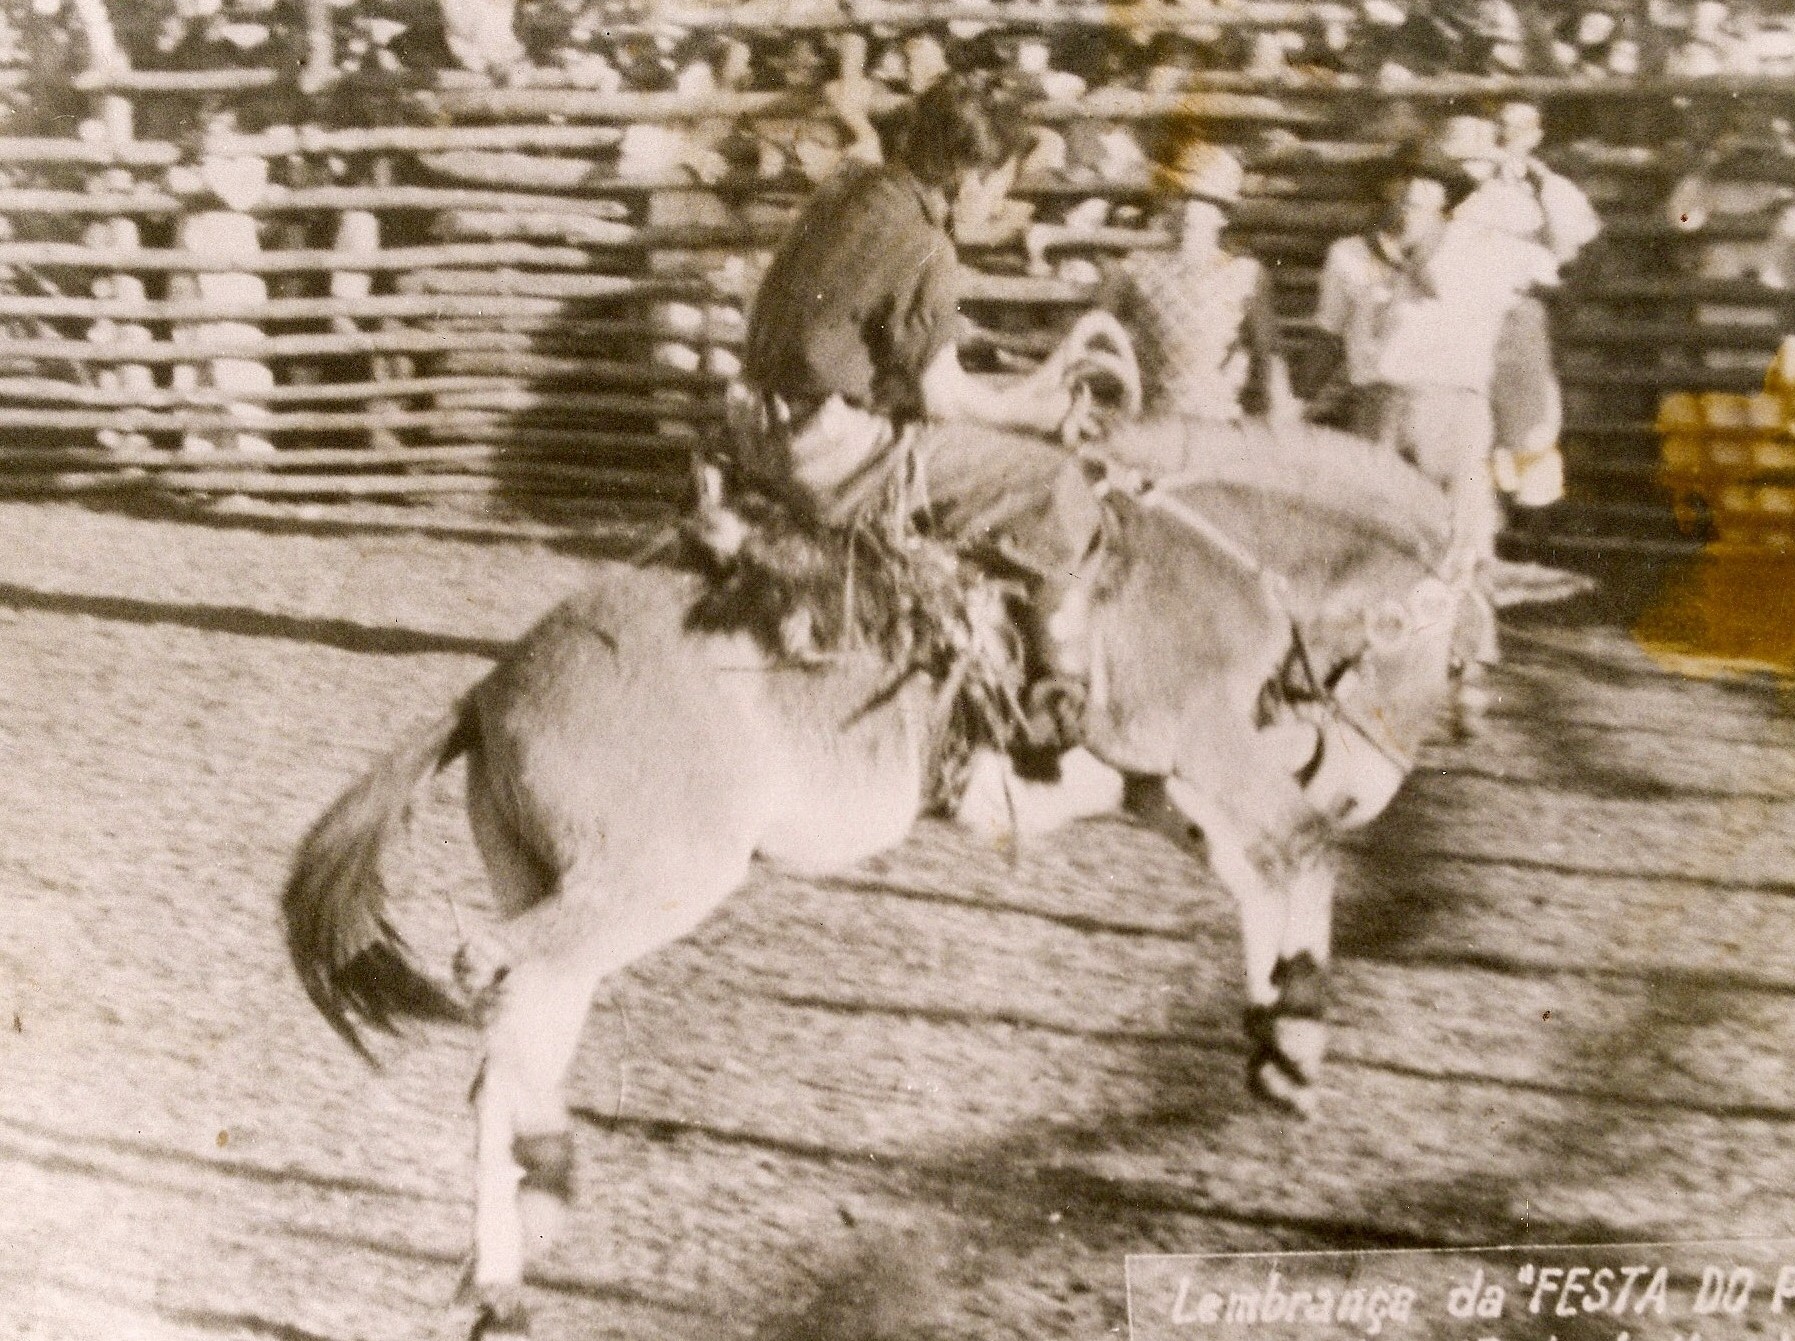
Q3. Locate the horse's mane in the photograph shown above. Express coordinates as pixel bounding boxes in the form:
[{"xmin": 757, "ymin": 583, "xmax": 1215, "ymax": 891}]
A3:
[
  {"xmin": 1107, "ymin": 417, "xmax": 1454, "ymax": 566},
  {"xmin": 1093, "ymin": 417, "xmax": 1458, "ymax": 681},
  {"xmin": 661, "ymin": 490, "xmax": 945, "ymax": 662}
]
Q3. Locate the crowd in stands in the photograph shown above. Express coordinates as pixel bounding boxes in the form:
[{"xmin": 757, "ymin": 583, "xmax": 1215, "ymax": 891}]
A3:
[{"xmin": 3, "ymin": 0, "xmax": 1795, "ymax": 86}]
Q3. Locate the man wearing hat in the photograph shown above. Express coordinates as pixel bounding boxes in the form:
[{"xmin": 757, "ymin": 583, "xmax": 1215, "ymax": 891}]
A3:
[
  {"xmin": 738, "ymin": 70, "xmax": 1094, "ymax": 525},
  {"xmin": 1366, "ymin": 114, "xmax": 1559, "ymax": 565},
  {"xmin": 1100, "ymin": 140, "xmax": 1293, "ymax": 424},
  {"xmin": 1303, "ymin": 151, "xmax": 1452, "ymax": 434}
]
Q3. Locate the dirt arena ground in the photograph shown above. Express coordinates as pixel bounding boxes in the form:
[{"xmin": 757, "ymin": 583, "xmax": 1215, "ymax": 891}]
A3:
[{"xmin": 1, "ymin": 500, "xmax": 1792, "ymax": 1341}]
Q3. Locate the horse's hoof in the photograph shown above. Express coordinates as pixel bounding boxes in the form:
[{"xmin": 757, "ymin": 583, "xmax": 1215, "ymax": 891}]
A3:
[
  {"xmin": 1244, "ymin": 1000, "xmax": 1325, "ymax": 1118},
  {"xmin": 470, "ymin": 1296, "xmax": 531, "ymax": 1341},
  {"xmin": 1252, "ymin": 1061, "xmax": 1320, "ymax": 1119},
  {"xmin": 1271, "ymin": 1017, "xmax": 1327, "ymax": 1084}
]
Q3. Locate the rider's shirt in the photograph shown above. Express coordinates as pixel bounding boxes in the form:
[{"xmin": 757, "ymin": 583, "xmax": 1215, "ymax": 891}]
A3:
[
  {"xmin": 743, "ymin": 163, "xmax": 962, "ymax": 426},
  {"xmin": 1112, "ymin": 246, "xmax": 1266, "ymax": 422}
]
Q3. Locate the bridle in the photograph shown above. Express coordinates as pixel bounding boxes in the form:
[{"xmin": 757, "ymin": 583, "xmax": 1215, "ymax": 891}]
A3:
[{"xmin": 1082, "ymin": 463, "xmax": 1440, "ymax": 783}]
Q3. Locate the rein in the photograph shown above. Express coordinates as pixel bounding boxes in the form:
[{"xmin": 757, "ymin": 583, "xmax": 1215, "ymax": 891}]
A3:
[{"xmin": 1095, "ymin": 471, "xmax": 1421, "ymax": 779}]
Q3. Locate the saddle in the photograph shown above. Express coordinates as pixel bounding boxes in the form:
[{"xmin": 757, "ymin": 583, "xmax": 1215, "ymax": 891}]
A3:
[{"xmin": 666, "ymin": 463, "xmax": 1058, "ymax": 813}]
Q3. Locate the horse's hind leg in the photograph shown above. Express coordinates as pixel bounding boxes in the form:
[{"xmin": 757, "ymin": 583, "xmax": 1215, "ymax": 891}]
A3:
[
  {"xmin": 462, "ymin": 783, "xmax": 756, "ymax": 1339},
  {"xmin": 466, "ymin": 848, "xmax": 753, "ymax": 1338},
  {"xmin": 468, "ymin": 942, "xmax": 611, "ymax": 1339},
  {"xmin": 461, "ymin": 757, "xmax": 611, "ymax": 1339}
]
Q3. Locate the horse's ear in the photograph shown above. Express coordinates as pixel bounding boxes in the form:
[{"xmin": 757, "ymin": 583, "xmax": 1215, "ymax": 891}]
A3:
[{"xmin": 1077, "ymin": 451, "xmax": 1111, "ymax": 489}]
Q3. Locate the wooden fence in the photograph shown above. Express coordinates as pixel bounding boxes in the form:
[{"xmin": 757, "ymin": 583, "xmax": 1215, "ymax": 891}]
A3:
[{"xmin": 2, "ymin": 1, "xmax": 1792, "ymax": 544}]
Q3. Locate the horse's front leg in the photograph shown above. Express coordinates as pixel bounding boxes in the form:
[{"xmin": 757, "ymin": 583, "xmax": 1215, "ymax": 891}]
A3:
[
  {"xmin": 1162, "ymin": 778, "xmax": 1332, "ymax": 1116},
  {"xmin": 1253, "ymin": 841, "xmax": 1335, "ymax": 1111}
]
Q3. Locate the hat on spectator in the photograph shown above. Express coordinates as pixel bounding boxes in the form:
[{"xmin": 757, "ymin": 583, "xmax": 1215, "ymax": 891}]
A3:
[
  {"xmin": 1431, "ymin": 114, "xmax": 1503, "ymax": 164},
  {"xmin": 1497, "ymin": 100, "xmax": 1544, "ymax": 152},
  {"xmin": 1159, "ymin": 140, "xmax": 1244, "ymax": 204}
]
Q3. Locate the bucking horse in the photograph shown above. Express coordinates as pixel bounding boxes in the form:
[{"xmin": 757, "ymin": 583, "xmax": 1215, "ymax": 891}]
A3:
[{"xmin": 283, "ymin": 367, "xmax": 1484, "ymax": 1336}]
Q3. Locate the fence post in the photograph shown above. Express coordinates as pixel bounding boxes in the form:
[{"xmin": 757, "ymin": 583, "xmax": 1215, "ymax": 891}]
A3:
[
  {"xmin": 330, "ymin": 195, "xmax": 405, "ymax": 451},
  {"xmin": 300, "ymin": 0, "xmax": 336, "ymax": 95},
  {"xmin": 83, "ymin": 94, "xmax": 152, "ymax": 451},
  {"xmin": 172, "ymin": 112, "xmax": 275, "ymax": 455},
  {"xmin": 67, "ymin": 0, "xmax": 127, "ymax": 76}
]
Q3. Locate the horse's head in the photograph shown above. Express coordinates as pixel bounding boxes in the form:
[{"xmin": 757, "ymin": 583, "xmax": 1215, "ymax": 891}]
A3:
[
  {"xmin": 1298, "ymin": 568, "xmax": 1463, "ymax": 827},
  {"xmin": 1052, "ymin": 469, "xmax": 1297, "ymax": 779},
  {"xmin": 1053, "ymin": 447, "xmax": 1466, "ymax": 831}
]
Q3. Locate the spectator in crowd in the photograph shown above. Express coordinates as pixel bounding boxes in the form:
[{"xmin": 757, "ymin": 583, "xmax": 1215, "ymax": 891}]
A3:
[
  {"xmin": 1479, "ymin": 100, "xmax": 1604, "ymax": 506},
  {"xmin": 1362, "ymin": 115, "xmax": 1560, "ymax": 586},
  {"xmin": 1098, "ymin": 141, "xmax": 1294, "ymax": 424},
  {"xmin": 1301, "ymin": 151, "xmax": 1453, "ymax": 434}
]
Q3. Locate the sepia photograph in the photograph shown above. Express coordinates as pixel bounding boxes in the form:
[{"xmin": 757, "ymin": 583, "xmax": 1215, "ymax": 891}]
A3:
[{"xmin": 0, "ymin": 0, "xmax": 1791, "ymax": 1337}]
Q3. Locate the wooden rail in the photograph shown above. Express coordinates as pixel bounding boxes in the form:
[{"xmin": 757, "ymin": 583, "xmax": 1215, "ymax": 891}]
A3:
[{"xmin": 0, "ymin": 31, "xmax": 1784, "ymax": 541}]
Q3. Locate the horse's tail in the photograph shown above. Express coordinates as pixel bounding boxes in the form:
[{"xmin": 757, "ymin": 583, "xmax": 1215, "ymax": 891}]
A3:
[{"xmin": 283, "ymin": 704, "xmax": 475, "ymax": 1062}]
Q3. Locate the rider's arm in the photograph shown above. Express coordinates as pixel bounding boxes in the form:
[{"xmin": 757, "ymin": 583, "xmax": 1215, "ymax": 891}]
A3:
[
  {"xmin": 917, "ymin": 341, "xmax": 1072, "ymax": 434},
  {"xmin": 1529, "ymin": 159, "xmax": 1603, "ymax": 263}
]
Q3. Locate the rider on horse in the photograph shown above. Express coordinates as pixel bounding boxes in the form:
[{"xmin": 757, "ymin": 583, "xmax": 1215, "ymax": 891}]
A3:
[
  {"xmin": 732, "ymin": 70, "xmax": 1099, "ymax": 527},
  {"xmin": 720, "ymin": 71, "xmax": 1112, "ymax": 759}
]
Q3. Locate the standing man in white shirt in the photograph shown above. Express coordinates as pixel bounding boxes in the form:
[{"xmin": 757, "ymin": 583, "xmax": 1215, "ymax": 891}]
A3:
[
  {"xmin": 1367, "ymin": 115, "xmax": 1560, "ymax": 575},
  {"xmin": 1303, "ymin": 155, "xmax": 1452, "ymax": 436}
]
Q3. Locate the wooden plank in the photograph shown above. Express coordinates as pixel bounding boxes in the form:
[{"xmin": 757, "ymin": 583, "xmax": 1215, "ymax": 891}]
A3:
[
  {"xmin": 521, "ymin": 0, "xmax": 1354, "ymax": 33},
  {"xmin": 0, "ymin": 325, "xmax": 688, "ymax": 363},
  {"xmin": 0, "ymin": 185, "xmax": 640, "ymax": 217},
  {"xmin": 0, "ymin": 240, "xmax": 596, "ymax": 272},
  {"xmin": 0, "ymin": 398, "xmax": 717, "ymax": 433},
  {"xmin": 1558, "ymin": 363, "xmax": 1766, "ymax": 391},
  {"xmin": 434, "ymin": 209, "xmax": 784, "ymax": 246},
  {"xmin": 219, "ymin": 123, "xmax": 626, "ymax": 157},
  {"xmin": 419, "ymin": 149, "xmax": 615, "ymax": 192},
  {"xmin": 0, "ymin": 374, "xmax": 513, "ymax": 407},
  {"xmin": 418, "ymin": 86, "xmax": 807, "ymax": 124},
  {"xmin": 0, "ymin": 466, "xmax": 672, "ymax": 498},
  {"xmin": 1559, "ymin": 317, "xmax": 1787, "ymax": 351},
  {"xmin": 420, "ymin": 315, "xmax": 744, "ymax": 345},
  {"xmin": 0, "ymin": 138, "xmax": 181, "ymax": 167},
  {"xmin": 0, "ymin": 371, "xmax": 719, "ymax": 407},
  {"xmin": 420, "ymin": 424, "xmax": 712, "ymax": 452},
  {"xmin": 420, "ymin": 85, "xmax": 1322, "ymax": 127},
  {"xmin": 1558, "ymin": 276, "xmax": 1795, "ymax": 305},
  {"xmin": 0, "ymin": 288, "xmax": 705, "ymax": 321},
  {"xmin": 396, "ymin": 267, "xmax": 719, "ymax": 301},
  {"xmin": 0, "ymin": 442, "xmax": 679, "ymax": 471},
  {"xmin": 68, "ymin": 66, "xmax": 281, "ymax": 92},
  {"xmin": 434, "ymin": 350, "xmax": 729, "ymax": 385}
]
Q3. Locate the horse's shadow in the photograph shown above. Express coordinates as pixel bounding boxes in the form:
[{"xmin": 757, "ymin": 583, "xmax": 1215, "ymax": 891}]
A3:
[
  {"xmin": 561, "ymin": 794, "xmax": 1682, "ymax": 1338},
  {"xmin": 717, "ymin": 741, "xmax": 1765, "ymax": 1336},
  {"xmin": 0, "ymin": 578, "xmax": 513, "ymax": 660}
]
